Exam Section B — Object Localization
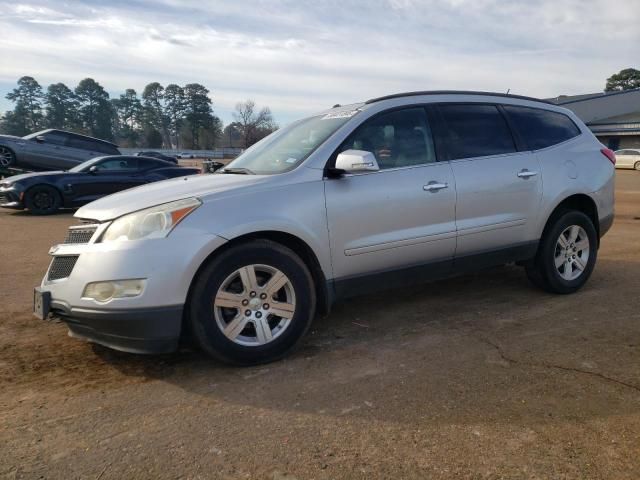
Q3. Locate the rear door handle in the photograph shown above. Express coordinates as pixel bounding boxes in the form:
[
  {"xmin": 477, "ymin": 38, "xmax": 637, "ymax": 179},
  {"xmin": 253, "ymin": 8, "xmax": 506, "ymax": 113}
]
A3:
[
  {"xmin": 423, "ymin": 182, "xmax": 448, "ymax": 192},
  {"xmin": 517, "ymin": 169, "xmax": 538, "ymax": 178}
]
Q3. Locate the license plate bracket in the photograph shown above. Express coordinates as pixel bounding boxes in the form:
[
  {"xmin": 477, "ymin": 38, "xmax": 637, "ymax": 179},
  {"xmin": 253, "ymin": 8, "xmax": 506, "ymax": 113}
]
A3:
[{"xmin": 33, "ymin": 287, "xmax": 51, "ymax": 320}]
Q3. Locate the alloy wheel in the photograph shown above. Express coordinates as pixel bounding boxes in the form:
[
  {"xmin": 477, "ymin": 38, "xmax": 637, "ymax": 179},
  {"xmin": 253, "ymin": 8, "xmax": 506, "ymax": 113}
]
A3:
[
  {"xmin": 554, "ymin": 225, "xmax": 590, "ymax": 281},
  {"xmin": 0, "ymin": 147, "xmax": 14, "ymax": 167},
  {"xmin": 213, "ymin": 264, "xmax": 296, "ymax": 346}
]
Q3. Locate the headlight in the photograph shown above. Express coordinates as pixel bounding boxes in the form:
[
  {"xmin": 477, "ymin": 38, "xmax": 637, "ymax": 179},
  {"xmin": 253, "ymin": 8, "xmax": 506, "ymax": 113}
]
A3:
[
  {"xmin": 101, "ymin": 197, "xmax": 201, "ymax": 243},
  {"xmin": 0, "ymin": 182, "xmax": 12, "ymax": 188}
]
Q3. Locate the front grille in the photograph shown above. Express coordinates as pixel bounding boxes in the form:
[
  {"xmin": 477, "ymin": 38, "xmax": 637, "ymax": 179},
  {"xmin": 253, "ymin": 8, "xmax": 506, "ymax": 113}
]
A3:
[
  {"xmin": 47, "ymin": 256, "xmax": 79, "ymax": 281},
  {"xmin": 63, "ymin": 225, "xmax": 98, "ymax": 244},
  {"xmin": 0, "ymin": 193, "xmax": 10, "ymax": 204}
]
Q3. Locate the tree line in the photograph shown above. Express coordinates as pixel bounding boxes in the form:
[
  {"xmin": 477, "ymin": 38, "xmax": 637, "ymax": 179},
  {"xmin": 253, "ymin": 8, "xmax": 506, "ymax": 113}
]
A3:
[
  {"xmin": 605, "ymin": 68, "xmax": 640, "ymax": 92},
  {"xmin": 0, "ymin": 76, "xmax": 278, "ymax": 149}
]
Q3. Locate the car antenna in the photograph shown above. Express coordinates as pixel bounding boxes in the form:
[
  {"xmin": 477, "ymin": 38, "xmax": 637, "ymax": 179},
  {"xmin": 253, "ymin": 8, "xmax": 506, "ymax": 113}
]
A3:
[
  {"xmin": 506, "ymin": 88, "xmax": 511, "ymax": 95},
  {"xmin": 332, "ymin": 104, "xmax": 341, "ymax": 108}
]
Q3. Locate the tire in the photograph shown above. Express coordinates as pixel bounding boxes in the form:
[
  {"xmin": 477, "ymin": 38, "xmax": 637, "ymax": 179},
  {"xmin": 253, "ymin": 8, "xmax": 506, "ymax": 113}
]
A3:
[
  {"xmin": 188, "ymin": 239, "xmax": 316, "ymax": 365},
  {"xmin": 24, "ymin": 185, "xmax": 62, "ymax": 215},
  {"xmin": 634, "ymin": 161, "xmax": 640, "ymax": 171},
  {"xmin": 526, "ymin": 210, "xmax": 598, "ymax": 294},
  {"xmin": 0, "ymin": 146, "xmax": 16, "ymax": 168}
]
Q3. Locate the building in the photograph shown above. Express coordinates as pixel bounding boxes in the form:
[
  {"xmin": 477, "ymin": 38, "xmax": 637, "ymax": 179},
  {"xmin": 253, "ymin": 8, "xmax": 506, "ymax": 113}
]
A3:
[{"xmin": 548, "ymin": 88, "xmax": 640, "ymax": 150}]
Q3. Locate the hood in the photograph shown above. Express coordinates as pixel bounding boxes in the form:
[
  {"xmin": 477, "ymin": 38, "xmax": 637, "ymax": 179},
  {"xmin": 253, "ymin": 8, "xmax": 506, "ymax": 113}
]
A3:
[
  {"xmin": 2, "ymin": 171, "xmax": 66, "ymax": 183},
  {"xmin": 75, "ymin": 173, "xmax": 268, "ymax": 222},
  {"xmin": 0, "ymin": 134, "xmax": 22, "ymax": 142}
]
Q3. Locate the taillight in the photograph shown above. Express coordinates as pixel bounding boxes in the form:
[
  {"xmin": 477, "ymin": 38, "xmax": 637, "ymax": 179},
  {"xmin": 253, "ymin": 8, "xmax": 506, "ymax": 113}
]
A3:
[{"xmin": 601, "ymin": 148, "xmax": 616, "ymax": 165}]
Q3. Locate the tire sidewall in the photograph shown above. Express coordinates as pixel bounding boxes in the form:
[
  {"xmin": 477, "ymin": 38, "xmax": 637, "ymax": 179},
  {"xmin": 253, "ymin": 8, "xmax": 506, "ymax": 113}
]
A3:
[
  {"xmin": 540, "ymin": 211, "xmax": 598, "ymax": 293},
  {"xmin": 25, "ymin": 185, "xmax": 61, "ymax": 215},
  {"xmin": 189, "ymin": 241, "xmax": 315, "ymax": 365}
]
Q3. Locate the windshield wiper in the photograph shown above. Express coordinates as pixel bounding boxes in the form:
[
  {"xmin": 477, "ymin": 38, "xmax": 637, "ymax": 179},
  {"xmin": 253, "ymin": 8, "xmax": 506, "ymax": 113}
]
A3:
[{"xmin": 218, "ymin": 167, "xmax": 255, "ymax": 175}]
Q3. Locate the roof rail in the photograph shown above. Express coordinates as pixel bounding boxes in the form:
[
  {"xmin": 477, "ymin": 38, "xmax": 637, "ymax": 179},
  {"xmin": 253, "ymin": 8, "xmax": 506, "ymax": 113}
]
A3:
[{"xmin": 365, "ymin": 90, "xmax": 553, "ymax": 105}]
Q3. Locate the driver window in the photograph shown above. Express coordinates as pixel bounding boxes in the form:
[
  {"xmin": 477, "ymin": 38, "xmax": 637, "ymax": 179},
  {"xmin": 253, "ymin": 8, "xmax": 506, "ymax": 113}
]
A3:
[
  {"xmin": 95, "ymin": 158, "xmax": 138, "ymax": 171},
  {"xmin": 338, "ymin": 107, "xmax": 436, "ymax": 169}
]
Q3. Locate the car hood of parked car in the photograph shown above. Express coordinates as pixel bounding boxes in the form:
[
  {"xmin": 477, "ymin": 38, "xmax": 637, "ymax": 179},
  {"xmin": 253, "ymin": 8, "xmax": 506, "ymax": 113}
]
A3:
[
  {"xmin": 75, "ymin": 173, "xmax": 270, "ymax": 222},
  {"xmin": 0, "ymin": 134, "xmax": 23, "ymax": 142},
  {"xmin": 2, "ymin": 171, "xmax": 67, "ymax": 184}
]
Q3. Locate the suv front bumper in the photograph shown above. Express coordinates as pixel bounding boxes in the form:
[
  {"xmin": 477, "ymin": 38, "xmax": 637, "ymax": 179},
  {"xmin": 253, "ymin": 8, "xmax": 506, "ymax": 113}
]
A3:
[
  {"xmin": 52, "ymin": 301, "xmax": 183, "ymax": 354},
  {"xmin": 38, "ymin": 224, "xmax": 227, "ymax": 354}
]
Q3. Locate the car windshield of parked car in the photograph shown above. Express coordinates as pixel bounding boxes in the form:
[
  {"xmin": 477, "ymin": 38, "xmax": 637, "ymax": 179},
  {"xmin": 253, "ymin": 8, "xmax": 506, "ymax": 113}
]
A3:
[{"xmin": 222, "ymin": 112, "xmax": 357, "ymax": 175}]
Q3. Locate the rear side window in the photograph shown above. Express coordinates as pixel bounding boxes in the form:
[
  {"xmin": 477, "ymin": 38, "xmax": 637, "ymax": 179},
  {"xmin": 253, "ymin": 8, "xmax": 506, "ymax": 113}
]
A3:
[
  {"xmin": 43, "ymin": 132, "xmax": 68, "ymax": 146},
  {"xmin": 503, "ymin": 106, "xmax": 580, "ymax": 150},
  {"xmin": 438, "ymin": 104, "xmax": 516, "ymax": 160},
  {"xmin": 95, "ymin": 143, "xmax": 120, "ymax": 155},
  {"xmin": 67, "ymin": 136, "xmax": 118, "ymax": 154},
  {"xmin": 66, "ymin": 136, "xmax": 96, "ymax": 151},
  {"xmin": 95, "ymin": 157, "xmax": 138, "ymax": 171}
]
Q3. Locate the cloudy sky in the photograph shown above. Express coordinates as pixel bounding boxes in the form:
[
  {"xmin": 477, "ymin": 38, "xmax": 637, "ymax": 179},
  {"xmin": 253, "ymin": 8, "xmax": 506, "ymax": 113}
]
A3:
[{"xmin": 1, "ymin": 0, "xmax": 638, "ymax": 125}]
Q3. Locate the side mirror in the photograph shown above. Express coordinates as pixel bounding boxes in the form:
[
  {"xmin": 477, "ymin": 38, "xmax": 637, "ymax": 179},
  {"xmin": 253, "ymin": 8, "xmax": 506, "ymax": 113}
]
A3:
[
  {"xmin": 203, "ymin": 160, "xmax": 224, "ymax": 173},
  {"xmin": 35, "ymin": 135, "xmax": 45, "ymax": 143},
  {"xmin": 88, "ymin": 165, "xmax": 98, "ymax": 174},
  {"xmin": 334, "ymin": 149, "xmax": 380, "ymax": 174}
]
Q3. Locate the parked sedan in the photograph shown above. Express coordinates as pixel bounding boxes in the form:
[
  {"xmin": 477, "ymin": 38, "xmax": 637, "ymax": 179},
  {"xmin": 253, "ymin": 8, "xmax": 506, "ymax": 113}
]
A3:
[
  {"xmin": 0, "ymin": 155, "xmax": 200, "ymax": 215},
  {"xmin": 0, "ymin": 129, "xmax": 121, "ymax": 171},
  {"xmin": 614, "ymin": 149, "xmax": 640, "ymax": 170}
]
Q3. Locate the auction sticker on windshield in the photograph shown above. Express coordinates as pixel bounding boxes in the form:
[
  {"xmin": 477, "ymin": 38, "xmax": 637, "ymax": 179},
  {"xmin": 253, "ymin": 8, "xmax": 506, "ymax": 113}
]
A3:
[{"xmin": 322, "ymin": 109, "xmax": 360, "ymax": 119}]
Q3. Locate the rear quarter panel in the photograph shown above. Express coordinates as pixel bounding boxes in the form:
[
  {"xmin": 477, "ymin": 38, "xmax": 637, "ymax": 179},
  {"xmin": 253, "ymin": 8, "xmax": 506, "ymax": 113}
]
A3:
[{"xmin": 534, "ymin": 132, "xmax": 615, "ymax": 236}]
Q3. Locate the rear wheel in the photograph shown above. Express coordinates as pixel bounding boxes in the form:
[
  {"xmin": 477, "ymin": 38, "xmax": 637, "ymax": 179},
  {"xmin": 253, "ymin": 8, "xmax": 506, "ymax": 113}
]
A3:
[
  {"xmin": 634, "ymin": 161, "xmax": 640, "ymax": 171},
  {"xmin": 526, "ymin": 210, "xmax": 597, "ymax": 294},
  {"xmin": 0, "ymin": 146, "xmax": 15, "ymax": 168},
  {"xmin": 24, "ymin": 185, "xmax": 62, "ymax": 215},
  {"xmin": 189, "ymin": 240, "xmax": 316, "ymax": 365}
]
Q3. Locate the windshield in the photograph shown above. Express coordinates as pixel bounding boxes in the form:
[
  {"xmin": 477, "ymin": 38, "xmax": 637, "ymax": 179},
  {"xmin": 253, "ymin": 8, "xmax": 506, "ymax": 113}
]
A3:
[
  {"xmin": 68, "ymin": 156, "xmax": 106, "ymax": 172},
  {"xmin": 223, "ymin": 112, "xmax": 357, "ymax": 175}
]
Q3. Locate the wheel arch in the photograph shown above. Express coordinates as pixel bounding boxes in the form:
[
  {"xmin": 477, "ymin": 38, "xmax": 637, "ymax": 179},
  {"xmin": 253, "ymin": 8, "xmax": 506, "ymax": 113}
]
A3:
[
  {"xmin": 186, "ymin": 230, "xmax": 332, "ymax": 323},
  {"xmin": 24, "ymin": 182, "xmax": 64, "ymax": 200},
  {"xmin": 542, "ymin": 193, "xmax": 600, "ymax": 244}
]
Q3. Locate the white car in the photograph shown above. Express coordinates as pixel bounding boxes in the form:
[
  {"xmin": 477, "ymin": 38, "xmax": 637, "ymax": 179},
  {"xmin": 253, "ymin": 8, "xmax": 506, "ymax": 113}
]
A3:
[{"xmin": 614, "ymin": 149, "xmax": 640, "ymax": 170}]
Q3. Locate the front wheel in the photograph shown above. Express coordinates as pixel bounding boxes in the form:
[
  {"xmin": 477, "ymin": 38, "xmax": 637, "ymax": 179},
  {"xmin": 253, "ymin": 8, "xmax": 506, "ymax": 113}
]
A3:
[
  {"xmin": 188, "ymin": 240, "xmax": 316, "ymax": 365},
  {"xmin": 526, "ymin": 210, "xmax": 598, "ymax": 294},
  {"xmin": 0, "ymin": 146, "xmax": 16, "ymax": 168},
  {"xmin": 24, "ymin": 185, "xmax": 62, "ymax": 215},
  {"xmin": 634, "ymin": 161, "xmax": 640, "ymax": 171}
]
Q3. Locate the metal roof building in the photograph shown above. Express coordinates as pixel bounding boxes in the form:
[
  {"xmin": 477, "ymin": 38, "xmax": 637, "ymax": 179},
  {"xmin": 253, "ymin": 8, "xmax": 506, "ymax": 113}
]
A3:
[{"xmin": 548, "ymin": 88, "xmax": 640, "ymax": 150}]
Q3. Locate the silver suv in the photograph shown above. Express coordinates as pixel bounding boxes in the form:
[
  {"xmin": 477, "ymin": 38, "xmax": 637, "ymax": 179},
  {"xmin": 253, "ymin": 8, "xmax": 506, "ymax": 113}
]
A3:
[{"xmin": 35, "ymin": 91, "xmax": 615, "ymax": 365}]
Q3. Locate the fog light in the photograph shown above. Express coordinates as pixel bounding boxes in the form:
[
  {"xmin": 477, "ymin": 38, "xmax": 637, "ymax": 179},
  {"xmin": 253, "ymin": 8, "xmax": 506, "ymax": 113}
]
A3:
[{"xmin": 83, "ymin": 279, "xmax": 146, "ymax": 302}]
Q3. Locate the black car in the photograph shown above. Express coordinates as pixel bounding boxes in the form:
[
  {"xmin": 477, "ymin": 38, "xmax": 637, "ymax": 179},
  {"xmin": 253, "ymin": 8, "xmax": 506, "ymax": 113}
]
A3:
[
  {"xmin": 0, "ymin": 129, "xmax": 121, "ymax": 171},
  {"xmin": 0, "ymin": 155, "xmax": 201, "ymax": 215},
  {"xmin": 135, "ymin": 151, "xmax": 178, "ymax": 164}
]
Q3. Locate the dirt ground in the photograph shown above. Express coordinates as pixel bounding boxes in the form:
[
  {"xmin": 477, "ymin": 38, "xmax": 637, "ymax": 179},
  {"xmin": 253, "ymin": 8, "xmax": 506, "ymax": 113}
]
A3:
[{"xmin": 1, "ymin": 171, "xmax": 639, "ymax": 479}]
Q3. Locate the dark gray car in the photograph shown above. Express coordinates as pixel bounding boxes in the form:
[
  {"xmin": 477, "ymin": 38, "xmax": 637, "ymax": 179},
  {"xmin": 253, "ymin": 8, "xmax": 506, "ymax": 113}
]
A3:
[{"xmin": 0, "ymin": 129, "xmax": 120, "ymax": 171}]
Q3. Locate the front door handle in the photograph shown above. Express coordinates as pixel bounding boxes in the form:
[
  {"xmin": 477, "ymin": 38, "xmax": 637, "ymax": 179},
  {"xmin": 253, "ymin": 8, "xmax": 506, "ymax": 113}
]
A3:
[
  {"xmin": 517, "ymin": 169, "xmax": 538, "ymax": 178},
  {"xmin": 423, "ymin": 182, "xmax": 448, "ymax": 192}
]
